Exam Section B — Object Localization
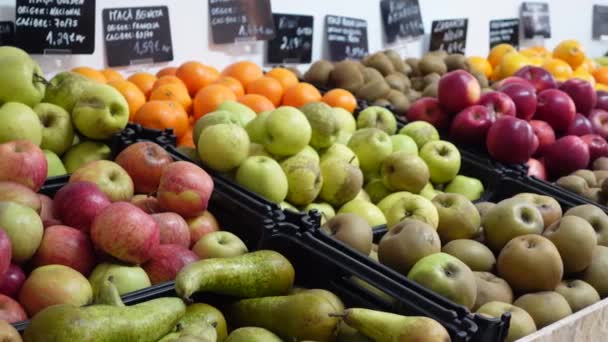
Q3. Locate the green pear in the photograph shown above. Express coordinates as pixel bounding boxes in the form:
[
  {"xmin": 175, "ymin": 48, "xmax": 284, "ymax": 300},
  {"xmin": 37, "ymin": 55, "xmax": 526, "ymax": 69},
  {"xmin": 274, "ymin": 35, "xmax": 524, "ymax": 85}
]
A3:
[
  {"xmin": 390, "ymin": 134, "xmax": 418, "ymax": 154},
  {"xmin": 319, "ymin": 157, "xmax": 363, "ymax": 207},
  {"xmin": 225, "ymin": 327, "xmax": 282, "ymax": 342},
  {"xmin": 245, "ymin": 111, "xmax": 270, "ymax": 144},
  {"xmin": 300, "ymin": 102, "xmax": 339, "ymax": 149},
  {"xmin": 44, "ymin": 149, "xmax": 68, "ymax": 177},
  {"xmin": 236, "ymin": 156, "xmax": 288, "ymax": 203},
  {"xmin": 62, "ymin": 141, "xmax": 112, "ymax": 173},
  {"xmin": 198, "ymin": 123, "xmax": 250, "ymax": 172},
  {"xmin": 178, "ymin": 303, "xmax": 227, "ymax": 341},
  {"xmin": 23, "ymin": 298, "xmax": 186, "ymax": 342},
  {"xmin": 364, "ymin": 178, "xmax": 392, "ymax": 204},
  {"xmin": 158, "ymin": 320, "xmax": 217, "ymax": 342},
  {"xmin": 43, "ymin": 71, "xmax": 93, "ymax": 113},
  {"xmin": 348, "ymin": 128, "xmax": 392, "ymax": 178},
  {"xmin": 0, "ymin": 102, "xmax": 43, "ymax": 145},
  {"xmin": 263, "ymin": 107, "xmax": 311, "ymax": 157},
  {"xmin": 399, "ymin": 121, "xmax": 439, "ymax": 149},
  {"xmin": 321, "ymin": 143, "xmax": 359, "ymax": 167},
  {"xmin": 304, "ymin": 202, "xmax": 335, "ymax": 224},
  {"xmin": 0, "ymin": 54, "xmax": 45, "ymax": 107},
  {"xmin": 338, "ymin": 199, "xmax": 387, "ymax": 227},
  {"xmin": 337, "ymin": 322, "xmax": 373, "ymax": 342},
  {"xmin": 193, "ymin": 110, "xmax": 242, "ymax": 146},
  {"xmin": 34, "ymin": 102, "xmax": 74, "ymax": 155},
  {"xmin": 280, "ymin": 153, "xmax": 323, "ymax": 206},
  {"xmin": 333, "ymin": 107, "xmax": 357, "ymax": 135},
  {"xmin": 356, "ymin": 106, "xmax": 397, "ymax": 134},
  {"xmin": 72, "ymin": 83, "xmax": 129, "ymax": 140},
  {"xmin": 217, "ymin": 100, "xmax": 257, "ymax": 126},
  {"xmin": 93, "ymin": 276, "xmax": 125, "ymax": 306}
]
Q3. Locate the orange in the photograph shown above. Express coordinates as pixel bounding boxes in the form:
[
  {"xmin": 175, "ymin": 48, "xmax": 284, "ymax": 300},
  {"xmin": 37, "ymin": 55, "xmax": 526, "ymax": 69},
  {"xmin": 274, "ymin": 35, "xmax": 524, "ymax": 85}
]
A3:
[
  {"xmin": 156, "ymin": 66, "xmax": 178, "ymax": 78},
  {"xmin": 266, "ymin": 68, "xmax": 299, "ymax": 91},
  {"xmin": 322, "ymin": 88, "xmax": 357, "ymax": 113},
  {"xmin": 133, "ymin": 100, "xmax": 189, "ymax": 138},
  {"xmin": 192, "ymin": 84, "xmax": 237, "ymax": 119},
  {"xmin": 101, "ymin": 69, "xmax": 124, "ymax": 83},
  {"xmin": 176, "ymin": 61, "xmax": 220, "ymax": 97},
  {"xmin": 152, "ymin": 75, "xmax": 188, "ymax": 91},
  {"xmin": 245, "ymin": 76, "xmax": 284, "ymax": 106},
  {"xmin": 108, "ymin": 80, "xmax": 146, "ymax": 121},
  {"xmin": 573, "ymin": 67, "xmax": 596, "ymax": 85},
  {"xmin": 72, "ymin": 67, "xmax": 107, "ymax": 83},
  {"xmin": 553, "ymin": 40, "xmax": 586, "ymax": 69},
  {"xmin": 498, "ymin": 52, "xmax": 530, "ymax": 79},
  {"xmin": 222, "ymin": 61, "xmax": 263, "ymax": 88},
  {"xmin": 128, "ymin": 72, "xmax": 157, "ymax": 98},
  {"xmin": 593, "ymin": 67, "xmax": 608, "ymax": 85},
  {"xmin": 149, "ymin": 83, "xmax": 193, "ymax": 114},
  {"xmin": 467, "ymin": 56, "xmax": 493, "ymax": 78},
  {"xmin": 238, "ymin": 94, "xmax": 275, "ymax": 113},
  {"xmin": 282, "ymin": 82, "xmax": 322, "ymax": 107},
  {"xmin": 178, "ymin": 129, "xmax": 195, "ymax": 148},
  {"xmin": 543, "ymin": 58, "xmax": 574, "ymax": 81},
  {"xmin": 596, "ymin": 83, "xmax": 608, "ymax": 92},
  {"xmin": 581, "ymin": 58, "xmax": 598, "ymax": 73},
  {"xmin": 213, "ymin": 76, "xmax": 245, "ymax": 98},
  {"xmin": 488, "ymin": 44, "xmax": 517, "ymax": 68}
]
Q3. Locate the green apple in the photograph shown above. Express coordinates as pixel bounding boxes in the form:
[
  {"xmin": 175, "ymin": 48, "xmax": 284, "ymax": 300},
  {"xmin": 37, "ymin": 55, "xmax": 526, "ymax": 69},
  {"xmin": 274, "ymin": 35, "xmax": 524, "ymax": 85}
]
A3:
[
  {"xmin": 0, "ymin": 201, "xmax": 43, "ymax": 263},
  {"xmin": 357, "ymin": 106, "xmax": 397, "ymax": 134},
  {"xmin": 420, "ymin": 183, "xmax": 440, "ymax": 200},
  {"xmin": 319, "ymin": 157, "xmax": 363, "ymax": 207},
  {"xmin": 432, "ymin": 193, "xmax": 481, "ymax": 242},
  {"xmin": 0, "ymin": 102, "xmax": 43, "ymax": 145},
  {"xmin": 300, "ymin": 102, "xmax": 339, "ymax": 149},
  {"xmin": 193, "ymin": 110, "xmax": 241, "ymax": 146},
  {"xmin": 217, "ymin": 100, "xmax": 257, "ymax": 126},
  {"xmin": 390, "ymin": 134, "xmax": 418, "ymax": 154},
  {"xmin": 198, "ymin": 123, "xmax": 250, "ymax": 172},
  {"xmin": 355, "ymin": 189, "xmax": 371, "ymax": 202},
  {"xmin": 364, "ymin": 178, "xmax": 392, "ymax": 204},
  {"xmin": 44, "ymin": 150, "xmax": 67, "ymax": 177},
  {"xmin": 0, "ymin": 46, "xmax": 30, "ymax": 59},
  {"xmin": 248, "ymin": 143, "xmax": 271, "ymax": 157},
  {"xmin": 62, "ymin": 141, "xmax": 112, "ymax": 173},
  {"xmin": 280, "ymin": 153, "xmax": 323, "ymax": 206},
  {"xmin": 339, "ymin": 199, "xmax": 387, "ymax": 227},
  {"xmin": 236, "ymin": 156, "xmax": 288, "ymax": 203},
  {"xmin": 296, "ymin": 145, "xmax": 320, "ymax": 163},
  {"xmin": 193, "ymin": 231, "xmax": 248, "ymax": 259},
  {"xmin": 69, "ymin": 160, "xmax": 134, "ymax": 202},
  {"xmin": 176, "ymin": 146, "xmax": 202, "ymax": 163},
  {"xmin": 445, "ymin": 175, "xmax": 484, "ymax": 201},
  {"xmin": 336, "ymin": 132, "xmax": 352, "ymax": 145},
  {"xmin": 304, "ymin": 202, "xmax": 336, "ymax": 224},
  {"xmin": 419, "ymin": 140, "xmax": 461, "ymax": 184},
  {"xmin": 34, "ymin": 102, "xmax": 74, "ymax": 155},
  {"xmin": 262, "ymin": 107, "xmax": 311, "ymax": 157},
  {"xmin": 384, "ymin": 193, "xmax": 439, "ymax": 228},
  {"xmin": 72, "ymin": 83, "xmax": 129, "ymax": 140},
  {"xmin": 279, "ymin": 201, "xmax": 299, "ymax": 213},
  {"xmin": 333, "ymin": 107, "xmax": 356, "ymax": 134},
  {"xmin": 43, "ymin": 71, "xmax": 93, "ymax": 113},
  {"xmin": 0, "ymin": 54, "xmax": 45, "ymax": 107},
  {"xmin": 245, "ymin": 111, "xmax": 270, "ymax": 144},
  {"xmin": 381, "ymin": 151, "xmax": 430, "ymax": 193},
  {"xmin": 377, "ymin": 191, "xmax": 412, "ymax": 215},
  {"xmin": 399, "ymin": 121, "xmax": 439, "ymax": 149},
  {"xmin": 347, "ymin": 128, "xmax": 392, "ymax": 178},
  {"xmin": 89, "ymin": 263, "xmax": 151, "ymax": 298},
  {"xmin": 320, "ymin": 143, "xmax": 359, "ymax": 167}
]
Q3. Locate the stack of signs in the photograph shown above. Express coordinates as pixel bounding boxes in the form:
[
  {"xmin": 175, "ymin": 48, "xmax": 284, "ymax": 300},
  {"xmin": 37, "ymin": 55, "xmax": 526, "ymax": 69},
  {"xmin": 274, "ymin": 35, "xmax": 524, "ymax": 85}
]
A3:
[
  {"xmin": 593, "ymin": 5, "xmax": 608, "ymax": 40},
  {"xmin": 429, "ymin": 19, "xmax": 468, "ymax": 54},
  {"xmin": 208, "ymin": 0, "xmax": 275, "ymax": 44},
  {"xmin": 380, "ymin": 0, "xmax": 424, "ymax": 43},
  {"xmin": 489, "ymin": 19, "xmax": 520, "ymax": 49},
  {"xmin": 0, "ymin": 21, "xmax": 14, "ymax": 46},
  {"xmin": 325, "ymin": 15, "xmax": 369, "ymax": 61},
  {"xmin": 267, "ymin": 14, "xmax": 314, "ymax": 64},
  {"xmin": 520, "ymin": 2, "xmax": 551, "ymax": 39}
]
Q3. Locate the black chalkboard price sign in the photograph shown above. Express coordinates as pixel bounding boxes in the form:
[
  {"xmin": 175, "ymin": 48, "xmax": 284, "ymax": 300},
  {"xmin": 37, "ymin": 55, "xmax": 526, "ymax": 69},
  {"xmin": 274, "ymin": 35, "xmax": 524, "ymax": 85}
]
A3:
[
  {"xmin": 520, "ymin": 2, "xmax": 551, "ymax": 39},
  {"xmin": 380, "ymin": 0, "xmax": 424, "ymax": 43},
  {"xmin": 208, "ymin": 0, "xmax": 276, "ymax": 44},
  {"xmin": 489, "ymin": 18, "xmax": 520, "ymax": 49},
  {"xmin": 102, "ymin": 6, "xmax": 174, "ymax": 67},
  {"xmin": 266, "ymin": 13, "xmax": 313, "ymax": 64},
  {"xmin": 325, "ymin": 15, "xmax": 369, "ymax": 61},
  {"xmin": 14, "ymin": 0, "xmax": 96, "ymax": 54},
  {"xmin": 0, "ymin": 21, "xmax": 14, "ymax": 46},
  {"xmin": 429, "ymin": 19, "xmax": 468, "ymax": 54},
  {"xmin": 593, "ymin": 5, "xmax": 608, "ymax": 40}
]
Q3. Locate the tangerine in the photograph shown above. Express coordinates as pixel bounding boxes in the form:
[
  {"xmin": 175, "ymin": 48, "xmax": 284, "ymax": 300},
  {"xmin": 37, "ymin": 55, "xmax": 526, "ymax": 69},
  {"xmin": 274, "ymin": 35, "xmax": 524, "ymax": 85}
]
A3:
[
  {"xmin": 192, "ymin": 84, "xmax": 237, "ymax": 119},
  {"xmin": 321, "ymin": 88, "xmax": 357, "ymax": 113},
  {"xmin": 128, "ymin": 72, "xmax": 157, "ymax": 98},
  {"xmin": 282, "ymin": 82, "xmax": 322, "ymax": 107},
  {"xmin": 245, "ymin": 76, "xmax": 284, "ymax": 106},
  {"xmin": 213, "ymin": 76, "xmax": 245, "ymax": 98},
  {"xmin": 222, "ymin": 61, "xmax": 263, "ymax": 87},
  {"xmin": 133, "ymin": 100, "xmax": 189, "ymax": 138},
  {"xmin": 266, "ymin": 68, "xmax": 299, "ymax": 91},
  {"xmin": 238, "ymin": 94, "xmax": 275, "ymax": 113},
  {"xmin": 72, "ymin": 67, "xmax": 107, "ymax": 83},
  {"xmin": 149, "ymin": 83, "xmax": 193, "ymax": 114},
  {"xmin": 176, "ymin": 61, "xmax": 220, "ymax": 97}
]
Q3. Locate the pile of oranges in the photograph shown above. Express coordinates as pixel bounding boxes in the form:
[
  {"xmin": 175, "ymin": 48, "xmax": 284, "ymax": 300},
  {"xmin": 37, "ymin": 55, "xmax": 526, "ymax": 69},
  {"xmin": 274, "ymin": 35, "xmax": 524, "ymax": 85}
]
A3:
[{"xmin": 70, "ymin": 62, "xmax": 358, "ymax": 148}]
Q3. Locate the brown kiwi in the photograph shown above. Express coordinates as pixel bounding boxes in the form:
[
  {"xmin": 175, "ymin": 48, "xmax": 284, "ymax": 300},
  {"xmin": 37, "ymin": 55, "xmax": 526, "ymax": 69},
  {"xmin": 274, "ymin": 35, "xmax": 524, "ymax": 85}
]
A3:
[
  {"xmin": 355, "ymin": 79, "xmax": 391, "ymax": 101},
  {"xmin": 362, "ymin": 67, "xmax": 384, "ymax": 83},
  {"xmin": 405, "ymin": 58, "xmax": 421, "ymax": 76},
  {"xmin": 373, "ymin": 98, "xmax": 392, "ymax": 107},
  {"xmin": 410, "ymin": 77, "xmax": 426, "ymax": 91},
  {"xmin": 407, "ymin": 90, "xmax": 422, "ymax": 102},
  {"xmin": 303, "ymin": 60, "xmax": 334, "ymax": 86},
  {"xmin": 386, "ymin": 90, "xmax": 410, "ymax": 114},
  {"xmin": 385, "ymin": 74, "xmax": 406, "ymax": 92},
  {"xmin": 422, "ymin": 81, "xmax": 439, "ymax": 98},
  {"xmin": 419, "ymin": 55, "xmax": 447, "ymax": 76},
  {"xmin": 472, "ymin": 71, "xmax": 489, "ymax": 88},
  {"xmin": 329, "ymin": 60, "xmax": 365, "ymax": 93},
  {"xmin": 384, "ymin": 49, "xmax": 407, "ymax": 73},
  {"xmin": 423, "ymin": 73, "xmax": 441, "ymax": 86},
  {"xmin": 363, "ymin": 52, "xmax": 395, "ymax": 76},
  {"xmin": 445, "ymin": 54, "xmax": 471, "ymax": 71}
]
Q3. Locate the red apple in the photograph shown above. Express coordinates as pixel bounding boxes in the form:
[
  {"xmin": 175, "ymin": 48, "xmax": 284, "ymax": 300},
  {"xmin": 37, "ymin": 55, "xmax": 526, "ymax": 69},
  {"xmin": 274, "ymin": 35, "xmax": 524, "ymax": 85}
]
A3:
[
  {"xmin": 493, "ymin": 76, "xmax": 531, "ymax": 89},
  {"xmin": 486, "ymin": 116, "xmax": 536, "ymax": 164},
  {"xmin": 498, "ymin": 82, "xmax": 537, "ymax": 121},
  {"xmin": 437, "ymin": 70, "xmax": 481, "ymax": 113},
  {"xmin": 581, "ymin": 134, "xmax": 608, "ymax": 162},
  {"xmin": 152, "ymin": 212, "xmax": 190, "ymax": 248},
  {"xmin": 529, "ymin": 120, "xmax": 556, "ymax": 156},
  {"xmin": 405, "ymin": 97, "xmax": 450, "ymax": 129},
  {"xmin": 534, "ymin": 89, "xmax": 576, "ymax": 132},
  {"xmin": 589, "ymin": 109, "xmax": 608, "ymax": 138},
  {"xmin": 560, "ymin": 79, "xmax": 597, "ymax": 116},
  {"xmin": 53, "ymin": 181, "xmax": 111, "ymax": 233},
  {"xmin": 115, "ymin": 142, "xmax": 173, "ymax": 194},
  {"xmin": 0, "ymin": 181, "xmax": 41, "ymax": 213},
  {"xmin": 142, "ymin": 244, "xmax": 199, "ymax": 284},
  {"xmin": 0, "ymin": 229, "xmax": 10, "ymax": 282},
  {"xmin": 0, "ymin": 294, "xmax": 27, "ymax": 323},
  {"xmin": 32, "ymin": 225, "xmax": 96, "ymax": 275},
  {"xmin": 0, "ymin": 140, "xmax": 46, "ymax": 191},
  {"xmin": 526, "ymin": 158, "xmax": 547, "ymax": 180},
  {"xmin": 157, "ymin": 161, "xmax": 214, "ymax": 218},
  {"xmin": 596, "ymin": 90, "xmax": 608, "ymax": 111},
  {"xmin": 39, "ymin": 194, "xmax": 61, "ymax": 228},
  {"xmin": 91, "ymin": 202, "xmax": 160, "ymax": 264},
  {"xmin": 0, "ymin": 264, "xmax": 26, "ymax": 299},
  {"xmin": 449, "ymin": 105, "xmax": 494, "ymax": 145},
  {"xmin": 566, "ymin": 113, "xmax": 594, "ymax": 136},
  {"xmin": 131, "ymin": 194, "xmax": 161, "ymax": 214},
  {"xmin": 186, "ymin": 211, "xmax": 220, "ymax": 247},
  {"xmin": 477, "ymin": 91, "xmax": 516, "ymax": 117},
  {"xmin": 514, "ymin": 65, "xmax": 557, "ymax": 93},
  {"xmin": 544, "ymin": 136, "xmax": 590, "ymax": 179}
]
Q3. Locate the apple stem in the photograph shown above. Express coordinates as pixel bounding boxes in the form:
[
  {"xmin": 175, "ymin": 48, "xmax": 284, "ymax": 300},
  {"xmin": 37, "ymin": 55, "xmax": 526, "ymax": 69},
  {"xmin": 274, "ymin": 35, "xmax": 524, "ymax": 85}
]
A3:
[
  {"xmin": 33, "ymin": 74, "xmax": 50, "ymax": 86},
  {"xmin": 349, "ymin": 156, "xmax": 356, "ymax": 165},
  {"xmin": 328, "ymin": 312, "xmax": 347, "ymax": 318}
]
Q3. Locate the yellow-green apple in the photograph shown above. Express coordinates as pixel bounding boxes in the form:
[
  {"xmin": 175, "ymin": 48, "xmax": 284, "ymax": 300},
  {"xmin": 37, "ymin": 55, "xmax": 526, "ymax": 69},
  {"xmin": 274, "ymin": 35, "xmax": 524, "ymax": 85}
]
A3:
[
  {"xmin": 559, "ymin": 78, "xmax": 597, "ymax": 115},
  {"xmin": 216, "ymin": 100, "xmax": 257, "ymax": 126},
  {"xmin": 90, "ymin": 202, "xmax": 160, "ymax": 264},
  {"xmin": 0, "ymin": 46, "xmax": 30, "ymax": 59},
  {"xmin": 192, "ymin": 231, "xmax": 248, "ymax": 259},
  {"xmin": 115, "ymin": 142, "xmax": 173, "ymax": 194},
  {"xmin": 544, "ymin": 216, "xmax": 597, "ymax": 273},
  {"xmin": 248, "ymin": 143, "xmax": 270, "ymax": 157},
  {"xmin": 514, "ymin": 65, "xmax": 557, "ymax": 93},
  {"xmin": 319, "ymin": 157, "xmax": 363, "ymax": 207},
  {"xmin": 245, "ymin": 111, "xmax": 270, "ymax": 144},
  {"xmin": 72, "ymin": 83, "xmax": 129, "ymax": 140},
  {"xmin": 69, "ymin": 160, "xmax": 134, "ymax": 202},
  {"xmin": 406, "ymin": 97, "xmax": 450, "ymax": 130},
  {"xmin": 390, "ymin": 134, "xmax": 418, "ymax": 154},
  {"xmin": 0, "ymin": 229, "xmax": 10, "ymax": 281},
  {"xmin": 130, "ymin": 194, "xmax": 160, "ymax": 214},
  {"xmin": 444, "ymin": 175, "xmax": 484, "ymax": 201},
  {"xmin": 280, "ymin": 201, "xmax": 298, "ymax": 212},
  {"xmin": 280, "ymin": 153, "xmax": 322, "ymax": 206},
  {"xmin": 43, "ymin": 71, "xmax": 92, "ymax": 113},
  {"xmin": 432, "ymin": 193, "xmax": 481, "ymax": 242},
  {"xmin": 582, "ymin": 134, "xmax": 608, "ymax": 162},
  {"xmin": 186, "ymin": 211, "xmax": 219, "ymax": 247},
  {"xmin": 437, "ymin": 70, "xmax": 481, "ymax": 113},
  {"xmin": 529, "ymin": 120, "xmax": 556, "ymax": 156},
  {"xmin": 304, "ymin": 202, "xmax": 335, "ymax": 225},
  {"xmin": 0, "ymin": 202, "xmax": 43, "ymax": 263},
  {"xmin": 384, "ymin": 193, "xmax": 439, "ymax": 228},
  {"xmin": 498, "ymin": 82, "xmax": 537, "ymax": 120},
  {"xmin": 157, "ymin": 161, "xmax": 214, "ymax": 218},
  {"xmin": 347, "ymin": 128, "xmax": 392, "ymax": 178},
  {"xmin": 486, "ymin": 116, "xmax": 536, "ymax": 164},
  {"xmin": 483, "ymin": 198, "xmax": 544, "ymax": 252},
  {"xmin": 0, "ymin": 264, "xmax": 26, "ymax": 298},
  {"xmin": 0, "ymin": 102, "xmax": 42, "ymax": 145},
  {"xmin": 151, "ymin": 212, "xmax": 190, "ymax": 248},
  {"xmin": 19, "ymin": 264, "xmax": 92, "ymax": 316},
  {"xmin": 236, "ymin": 156, "xmax": 288, "ymax": 204},
  {"xmin": 357, "ymin": 106, "xmax": 397, "ymax": 134},
  {"xmin": 544, "ymin": 136, "xmax": 590, "ymax": 179},
  {"xmin": 582, "ymin": 245, "xmax": 608, "ymax": 297},
  {"xmin": 420, "ymin": 140, "xmax": 461, "ymax": 184},
  {"xmin": 53, "ymin": 182, "xmax": 111, "ymax": 232},
  {"xmin": 478, "ymin": 91, "xmax": 516, "ymax": 117},
  {"xmin": 320, "ymin": 143, "xmax": 359, "ymax": 167},
  {"xmin": 407, "ymin": 252, "xmax": 477, "ymax": 309},
  {"xmin": 0, "ymin": 294, "xmax": 27, "ymax": 323},
  {"xmin": 399, "ymin": 121, "xmax": 439, "ymax": 149},
  {"xmin": 567, "ymin": 113, "xmax": 594, "ymax": 136},
  {"xmin": 32, "ymin": 225, "xmax": 96, "ymax": 275},
  {"xmin": 377, "ymin": 191, "xmax": 412, "ymax": 215},
  {"xmin": 450, "ymin": 105, "xmax": 494, "ymax": 145},
  {"xmin": 300, "ymin": 102, "xmax": 339, "ymax": 149},
  {"xmin": 262, "ymin": 107, "xmax": 312, "ymax": 157},
  {"xmin": 194, "ymin": 110, "xmax": 242, "ymax": 145},
  {"xmin": 143, "ymin": 244, "xmax": 199, "ymax": 284},
  {"xmin": 88, "ymin": 263, "xmax": 151, "ymax": 297},
  {"xmin": 364, "ymin": 178, "xmax": 392, "ymax": 204},
  {"xmin": 338, "ymin": 199, "xmax": 387, "ymax": 227},
  {"xmin": 534, "ymin": 89, "xmax": 576, "ymax": 133},
  {"xmin": 0, "ymin": 181, "xmax": 40, "ymax": 212},
  {"xmin": 38, "ymin": 194, "xmax": 60, "ymax": 228},
  {"xmin": 333, "ymin": 107, "xmax": 357, "ymax": 144},
  {"xmin": 511, "ymin": 193, "xmax": 562, "ymax": 228},
  {"xmin": 0, "ymin": 54, "xmax": 45, "ymax": 107},
  {"xmin": 33, "ymin": 102, "xmax": 74, "ymax": 155},
  {"xmin": 62, "ymin": 141, "xmax": 111, "ymax": 173},
  {"xmin": 43, "ymin": 150, "xmax": 67, "ymax": 177},
  {"xmin": 296, "ymin": 145, "xmax": 320, "ymax": 163},
  {"xmin": 476, "ymin": 301, "xmax": 537, "ymax": 342},
  {"xmin": 381, "ymin": 151, "xmax": 429, "ymax": 193},
  {"xmin": 420, "ymin": 182, "xmax": 440, "ymax": 200},
  {"xmin": 322, "ymin": 213, "xmax": 373, "ymax": 255},
  {"xmin": 589, "ymin": 109, "xmax": 608, "ymax": 139},
  {"xmin": 0, "ymin": 319, "xmax": 21, "ymax": 340},
  {"xmin": 198, "ymin": 123, "xmax": 250, "ymax": 172}
]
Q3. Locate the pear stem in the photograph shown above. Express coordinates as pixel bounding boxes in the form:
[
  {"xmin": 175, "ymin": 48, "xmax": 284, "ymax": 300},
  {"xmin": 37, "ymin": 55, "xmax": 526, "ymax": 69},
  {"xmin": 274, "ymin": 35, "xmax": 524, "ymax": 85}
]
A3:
[{"xmin": 328, "ymin": 312, "xmax": 347, "ymax": 318}]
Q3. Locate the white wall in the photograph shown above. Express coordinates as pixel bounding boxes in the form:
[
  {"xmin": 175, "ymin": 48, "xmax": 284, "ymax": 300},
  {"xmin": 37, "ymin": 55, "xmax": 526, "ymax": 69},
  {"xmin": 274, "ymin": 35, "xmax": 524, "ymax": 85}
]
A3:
[{"xmin": 1, "ymin": 0, "xmax": 608, "ymax": 74}]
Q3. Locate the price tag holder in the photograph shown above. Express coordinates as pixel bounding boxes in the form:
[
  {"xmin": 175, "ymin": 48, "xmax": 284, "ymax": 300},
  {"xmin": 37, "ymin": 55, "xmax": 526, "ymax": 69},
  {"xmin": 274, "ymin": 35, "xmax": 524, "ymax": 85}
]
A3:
[
  {"xmin": 489, "ymin": 18, "xmax": 520, "ymax": 49},
  {"xmin": 325, "ymin": 15, "xmax": 368, "ymax": 61},
  {"xmin": 380, "ymin": 0, "xmax": 424, "ymax": 43},
  {"xmin": 0, "ymin": 21, "xmax": 14, "ymax": 46},
  {"xmin": 14, "ymin": 0, "xmax": 95, "ymax": 54},
  {"xmin": 103, "ymin": 6, "xmax": 174, "ymax": 67},
  {"xmin": 208, "ymin": 0, "xmax": 276, "ymax": 44},
  {"xmin": 593, "ymin": 5, "xmax": 608, "ymax": 40},
  {"xmin": 521, "ymin": 2, "xmax": 551, "ymax": 39},
  {"xmin": 429, "ymin": 18, "xmax": 468, "ymax": 54},
  {"xmin": 266, "ymin": 13, "xmax": 313, "ymax": 64}
]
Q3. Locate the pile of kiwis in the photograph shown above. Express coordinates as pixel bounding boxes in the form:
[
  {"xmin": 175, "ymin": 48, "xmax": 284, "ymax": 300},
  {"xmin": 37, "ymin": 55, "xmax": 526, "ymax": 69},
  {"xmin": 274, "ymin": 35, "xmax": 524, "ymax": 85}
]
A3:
[{"xmin": 303, "ymin": 49, "xmax": 490, "ymax": 116}]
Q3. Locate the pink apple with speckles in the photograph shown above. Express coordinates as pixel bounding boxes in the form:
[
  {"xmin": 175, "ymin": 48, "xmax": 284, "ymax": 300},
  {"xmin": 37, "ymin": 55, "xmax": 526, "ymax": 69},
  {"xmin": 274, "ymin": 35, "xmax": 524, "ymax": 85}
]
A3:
[
  {"xmin": 437, "ymin": 70, "xmax": 481, "ymax": 113},
  {"xmin": 32, "ymin": 225, "xmax": 96, "ymax": 275},
  {"xmin": 0, "ymin": 140, "xmax": 46, "ymax": 191},
  {"xmin": 157, "ymin": 162, "xmax": 214, "ymax": 218},
  {"xmin": 143, "ymin": 244, "xmax": 199, "ymax": 284},
  {"xmin": 152, "ymin": 212, "xmax": 191, "ymax": 248}
]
